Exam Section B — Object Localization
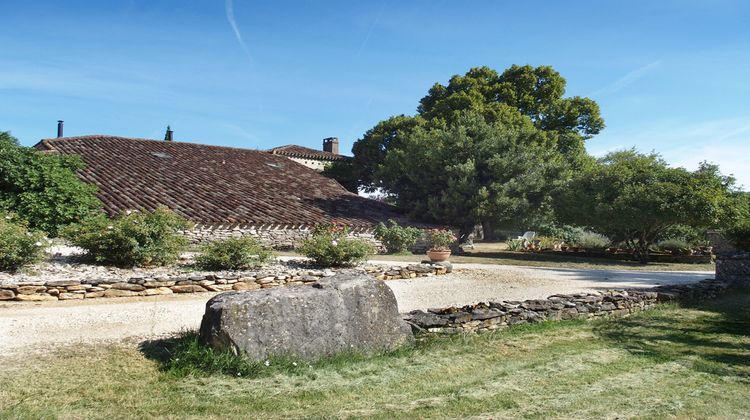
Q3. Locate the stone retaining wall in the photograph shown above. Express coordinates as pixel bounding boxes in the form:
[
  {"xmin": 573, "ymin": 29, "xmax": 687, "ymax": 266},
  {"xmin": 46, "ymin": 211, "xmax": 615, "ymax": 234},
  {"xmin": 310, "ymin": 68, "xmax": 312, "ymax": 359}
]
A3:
[
  {"xmin": 403, "ymin": 279, "xmax": 731, "ymax": 334},
  {"xmin": 716, "ymin": 253, "xmax": 750, "ymax": 285},
  {"xmin": 0, "ymin": 263, "xmax": 451, "ymax": 302}
]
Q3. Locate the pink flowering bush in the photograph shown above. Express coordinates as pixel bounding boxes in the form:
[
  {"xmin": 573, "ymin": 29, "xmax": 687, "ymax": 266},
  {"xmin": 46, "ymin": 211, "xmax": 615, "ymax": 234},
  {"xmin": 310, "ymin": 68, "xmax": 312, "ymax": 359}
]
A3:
[{"xmin": 425, "ymin": 229, "xmax": 457, "ymax": 251}]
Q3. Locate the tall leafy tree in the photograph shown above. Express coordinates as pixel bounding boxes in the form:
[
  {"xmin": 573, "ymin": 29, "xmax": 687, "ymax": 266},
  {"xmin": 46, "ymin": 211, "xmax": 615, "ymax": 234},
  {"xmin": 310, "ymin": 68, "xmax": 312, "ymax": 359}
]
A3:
[
  {"xmin": 0, "ymin": 131, "xmax": 101, "ymax": 235},
  {"xmin": 329, "ymin": 65, "xmax": 604, "ymax": 203},
  {"xmin": 378, "ymin": 113, "xmax": 568, "ymax": 235},
  {"xmin": 554, "ymin": 150, "xmax": 734, "ymax": 262}
]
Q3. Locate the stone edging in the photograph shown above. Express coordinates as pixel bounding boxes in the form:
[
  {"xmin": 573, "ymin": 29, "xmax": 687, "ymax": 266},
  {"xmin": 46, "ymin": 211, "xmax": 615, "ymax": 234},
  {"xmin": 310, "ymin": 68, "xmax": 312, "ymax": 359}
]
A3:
[
  {"xmin": 403, "ymin": 279, "xmax": 731, "ymax": 334},
  {"xmin": 0, "ymin": 262, "xmax": 452, "ymax": 302}
]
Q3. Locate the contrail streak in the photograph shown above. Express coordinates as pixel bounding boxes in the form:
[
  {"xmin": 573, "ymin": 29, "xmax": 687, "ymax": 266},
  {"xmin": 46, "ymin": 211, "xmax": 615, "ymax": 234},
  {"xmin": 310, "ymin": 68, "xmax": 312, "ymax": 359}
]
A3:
[{"xmin": 225, "ymin": 0, "xmax": 252, "ymax": 60}]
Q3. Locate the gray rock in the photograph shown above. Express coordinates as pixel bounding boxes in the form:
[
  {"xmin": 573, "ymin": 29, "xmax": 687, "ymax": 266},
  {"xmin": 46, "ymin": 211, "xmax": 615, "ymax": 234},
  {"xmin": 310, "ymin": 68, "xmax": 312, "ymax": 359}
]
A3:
[
  {"xmin": 405, "ymin": 311, "xmax": 450, "ymax": 328},
  {"xmin": 199, "ymin": 273, "xmax": 414, "ymax": 361}
]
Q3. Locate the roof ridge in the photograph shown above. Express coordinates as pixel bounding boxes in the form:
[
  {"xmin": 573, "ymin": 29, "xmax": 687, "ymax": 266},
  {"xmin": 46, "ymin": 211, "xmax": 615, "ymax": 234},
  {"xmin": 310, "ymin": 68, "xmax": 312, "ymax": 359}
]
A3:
[{"xmin": 40, "ymin": 134, "xmax": 268, "ymax": 154}]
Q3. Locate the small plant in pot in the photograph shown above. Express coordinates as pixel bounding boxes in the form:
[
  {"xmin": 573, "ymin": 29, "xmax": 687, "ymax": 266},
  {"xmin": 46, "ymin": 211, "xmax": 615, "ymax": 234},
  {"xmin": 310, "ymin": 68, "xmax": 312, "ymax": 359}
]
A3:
[{"xmin": 425, "ymin": 229, "xmax": 457, "ymax": 262}]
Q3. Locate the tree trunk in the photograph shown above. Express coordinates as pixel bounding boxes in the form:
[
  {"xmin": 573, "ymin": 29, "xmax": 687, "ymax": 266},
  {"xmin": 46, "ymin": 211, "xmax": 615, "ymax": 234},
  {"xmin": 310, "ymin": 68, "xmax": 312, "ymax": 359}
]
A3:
[
  {"xmin": 633, "ymin": 242, "xmax": 650, "ymax": 264},
  {"xmin": 481, "ymin": 220, "xmax": 497, "ymax": 242}
]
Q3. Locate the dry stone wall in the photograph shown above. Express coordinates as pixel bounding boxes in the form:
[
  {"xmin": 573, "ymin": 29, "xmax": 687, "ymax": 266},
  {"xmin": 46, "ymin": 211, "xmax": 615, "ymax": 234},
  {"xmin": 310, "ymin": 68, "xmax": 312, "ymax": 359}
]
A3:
[
  {"xmin": 404, "ymin": 279, "xmax": 732, "ymax": 334},
  {"xmin": 0, "ymin": 263, "xmax": 451, "ymax": 302}
]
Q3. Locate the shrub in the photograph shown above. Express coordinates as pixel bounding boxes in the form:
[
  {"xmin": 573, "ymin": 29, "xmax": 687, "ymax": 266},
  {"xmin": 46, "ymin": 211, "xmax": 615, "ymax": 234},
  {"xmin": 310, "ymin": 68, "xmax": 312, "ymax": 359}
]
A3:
[
  {"xmin": 655, "ymin": 239, "xmax": 692, "ymax": 255},
  {"xmin": 373, "ymin": 220, "xmax": 422, "ymax": 254},
  {"xmin": 299, "ymin": 224, "xmax": 374, "ymax": 267},
  {"xmin": 63, "ymin": 207, "xmax": 191, "ymax": 267},
  {"xmin": 536, "ymin": 236, "xmax": 561, "ymax": 250},
  {"xmin": 725, "ymin": 220, "xmax": 750, "ymax": 251},
  {"xmin": 506, "ymin": 238, "xmax": 526, "ymax": 251},
  {"xmin": 0, "ymin": 131, "xmax": 101, "ymax": 236},
  {"xmin": 533, "ymin": 223, "xmax": 584, "ymax": 246},
  {"xmin": 195, "ymin": 237, "xmax": 273, "ymax": 270},
  {"xmin": 573, "ymin": 231, "xmax": 611, "ymax": 250},
  {"xmin": 425, "ymin": 229, "xmax": 457, "ymax": 251},
  {"xmin": 0, "ymin": 213, "xmax": 47, "ymax": 272}
]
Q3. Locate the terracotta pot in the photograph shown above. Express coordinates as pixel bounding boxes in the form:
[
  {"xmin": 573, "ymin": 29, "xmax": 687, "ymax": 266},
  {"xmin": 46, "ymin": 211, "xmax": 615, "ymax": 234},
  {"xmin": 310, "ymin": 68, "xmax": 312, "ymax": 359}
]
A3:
[{"xmin": 427, "ymin": 249, "xmax": 451, "ymax": 262}]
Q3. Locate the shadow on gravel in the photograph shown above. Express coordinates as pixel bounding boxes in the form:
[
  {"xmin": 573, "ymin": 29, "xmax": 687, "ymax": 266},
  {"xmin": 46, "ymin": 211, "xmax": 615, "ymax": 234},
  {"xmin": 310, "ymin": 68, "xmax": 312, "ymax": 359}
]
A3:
[{"xmin": 593, "ymin": 291, "xmax": 750, "ymax": 378}]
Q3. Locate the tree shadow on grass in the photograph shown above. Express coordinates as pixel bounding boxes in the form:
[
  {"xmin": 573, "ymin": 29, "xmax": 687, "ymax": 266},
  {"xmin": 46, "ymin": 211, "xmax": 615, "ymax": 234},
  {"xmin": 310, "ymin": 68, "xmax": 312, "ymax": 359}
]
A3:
[{"xmin": 593, "ymin": 292, "xmax": 750, "ymax": 379}]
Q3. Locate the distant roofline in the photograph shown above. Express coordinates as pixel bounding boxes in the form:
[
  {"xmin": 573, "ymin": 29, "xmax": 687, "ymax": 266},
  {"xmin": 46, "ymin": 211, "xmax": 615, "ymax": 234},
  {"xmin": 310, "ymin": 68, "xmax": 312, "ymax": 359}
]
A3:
[
  {"xmin": 269, "ymin": 144, "xmax": 348, "ymax": 161},
  {"xmin": 36, "ymin": 134, "xmax": 268, "ymax": 155}
]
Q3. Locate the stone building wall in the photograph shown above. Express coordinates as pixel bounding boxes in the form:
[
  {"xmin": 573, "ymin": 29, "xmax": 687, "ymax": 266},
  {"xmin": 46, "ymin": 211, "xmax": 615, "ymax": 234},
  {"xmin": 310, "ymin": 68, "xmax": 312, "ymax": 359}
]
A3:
[
  {"xmin": 707, "ymin": 229, "xmax": 739, "ymax": 255},
  {"xmin": 182, "ymin": 224, "xmax": 383, "ymax": 251},
  {"xmin": 715, "ymin": 253, "xmax": 750, "ymax": 286}
]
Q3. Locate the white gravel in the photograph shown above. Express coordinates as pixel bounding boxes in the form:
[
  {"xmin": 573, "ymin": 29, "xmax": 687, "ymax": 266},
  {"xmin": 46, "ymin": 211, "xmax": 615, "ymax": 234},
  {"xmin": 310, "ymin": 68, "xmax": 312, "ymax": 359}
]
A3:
[
  {"xmin": 387, "ymin": 264, "xmax": 713, "ymax": 312},
  {"xmin": 0, "ymin": 262, "xmax": 712, "ymax": 356}
]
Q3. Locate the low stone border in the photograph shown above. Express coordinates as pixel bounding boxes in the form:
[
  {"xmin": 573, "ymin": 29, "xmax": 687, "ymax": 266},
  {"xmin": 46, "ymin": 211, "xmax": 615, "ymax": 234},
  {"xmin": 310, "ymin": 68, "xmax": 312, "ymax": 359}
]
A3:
[
  {"xmin": 0, "ymin": 263, "xmax": 452, "ymax": 302},
  {"xmin": 403, "ymin": 279, "xmax": 731, "ymax": 334}
]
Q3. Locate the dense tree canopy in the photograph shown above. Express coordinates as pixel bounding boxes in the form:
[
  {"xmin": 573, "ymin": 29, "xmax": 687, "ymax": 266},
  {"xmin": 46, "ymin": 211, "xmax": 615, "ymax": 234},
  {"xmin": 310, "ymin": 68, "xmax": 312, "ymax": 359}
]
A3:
[
  {"xmin": 554, "ymin": 150, "xmax": 735, "ymax": 262},
  {"xmin": 328, "ymin": 65, "xmax": 604, "ymax": 203},
  {"xmin": 376, "ymin": 112, "xmax": 568, "ymax": 234},
  {"xmin": 0, "ymin": 131, "xmax": 100, "ymax": 235},
  {"xmin": 724, "ymin": 191, "xmax": 750, "ymax": 251}
]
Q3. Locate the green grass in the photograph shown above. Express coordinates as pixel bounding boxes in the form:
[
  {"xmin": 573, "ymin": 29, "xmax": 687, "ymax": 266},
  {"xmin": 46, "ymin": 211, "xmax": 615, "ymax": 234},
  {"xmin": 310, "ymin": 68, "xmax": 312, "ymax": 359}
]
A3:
[{"xmin": 2, "ymin": 293, "xmax": 748, "ymax": 418}]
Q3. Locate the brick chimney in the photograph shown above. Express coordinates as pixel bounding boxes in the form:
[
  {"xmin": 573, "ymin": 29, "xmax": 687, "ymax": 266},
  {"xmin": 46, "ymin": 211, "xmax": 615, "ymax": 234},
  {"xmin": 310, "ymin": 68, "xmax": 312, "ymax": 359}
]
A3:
[{"xmin": 323, "ymin": 137, "xmax": 339, "ymax": 155}]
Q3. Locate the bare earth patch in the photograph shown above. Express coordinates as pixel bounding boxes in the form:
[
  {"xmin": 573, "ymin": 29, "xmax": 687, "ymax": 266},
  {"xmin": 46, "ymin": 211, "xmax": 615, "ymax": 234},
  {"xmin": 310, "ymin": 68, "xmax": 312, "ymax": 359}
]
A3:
[{"xmin": 0, "ymin": 263, "xmax": 711, "ymax": 356}]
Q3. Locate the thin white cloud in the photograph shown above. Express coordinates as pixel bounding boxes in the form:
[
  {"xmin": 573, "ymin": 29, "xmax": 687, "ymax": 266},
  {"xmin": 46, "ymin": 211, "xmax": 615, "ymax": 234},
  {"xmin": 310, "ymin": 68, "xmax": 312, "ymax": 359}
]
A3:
[
  {"xmin": 591, "ymin": 60, "xmax": 662, "ymax": 97},
  {"xmin": 225, "ymin": 0, "xmax": 252, "ymax": 60},
  {"xmin": 355, "ymin": 3, "xmax": 385, "ymax": 57}
]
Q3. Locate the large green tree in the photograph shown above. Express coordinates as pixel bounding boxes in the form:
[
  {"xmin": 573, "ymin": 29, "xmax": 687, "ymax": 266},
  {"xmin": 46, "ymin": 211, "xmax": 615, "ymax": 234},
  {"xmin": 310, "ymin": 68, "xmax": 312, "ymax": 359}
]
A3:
[
  {"xmin": 328, "ymin": 65, "xmax": 604, "ymax": 195},
  {"xmin": 0, "ymin": 131, "xmax": 101, "ymax": 235},
  {"xmin": 377, "ymin": 113, "xmax": 568, "ymax": 235},
  {"xmin": 554, "ymin": 150, "xmax": 734, "ymax": 262}
]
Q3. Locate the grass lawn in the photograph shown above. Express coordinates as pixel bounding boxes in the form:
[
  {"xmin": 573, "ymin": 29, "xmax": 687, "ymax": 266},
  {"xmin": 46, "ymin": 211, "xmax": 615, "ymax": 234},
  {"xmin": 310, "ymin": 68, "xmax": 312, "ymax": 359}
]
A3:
[
  {"xmin": 280, "ymin": 241, "xmax": 715, "ymax": 272},
  {"xmin": 1, "ymin": 293, "xmax": 748, "ymax": 418}
]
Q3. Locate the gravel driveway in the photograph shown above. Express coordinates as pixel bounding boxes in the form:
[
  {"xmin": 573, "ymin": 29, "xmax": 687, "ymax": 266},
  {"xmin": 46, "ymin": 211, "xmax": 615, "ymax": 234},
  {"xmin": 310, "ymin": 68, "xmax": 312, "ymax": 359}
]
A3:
[{"xmin": 0, "ymin": 263, "xmax": 712, "ymax": 355}]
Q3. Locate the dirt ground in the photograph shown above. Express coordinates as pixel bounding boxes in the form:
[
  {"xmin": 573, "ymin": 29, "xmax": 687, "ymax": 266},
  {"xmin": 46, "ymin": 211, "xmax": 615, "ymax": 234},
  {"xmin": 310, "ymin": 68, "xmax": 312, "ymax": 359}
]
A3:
[{"xmin": 0, "ymin": 262, "xmax": 712, "ymax": 356}]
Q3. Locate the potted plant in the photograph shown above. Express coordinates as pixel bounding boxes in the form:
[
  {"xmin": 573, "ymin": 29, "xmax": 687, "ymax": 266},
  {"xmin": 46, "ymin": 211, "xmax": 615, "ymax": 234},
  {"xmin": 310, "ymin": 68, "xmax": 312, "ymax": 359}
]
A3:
[{"xmin": 425, "ymin": 229, "xmax": 457, "ymax": 262}]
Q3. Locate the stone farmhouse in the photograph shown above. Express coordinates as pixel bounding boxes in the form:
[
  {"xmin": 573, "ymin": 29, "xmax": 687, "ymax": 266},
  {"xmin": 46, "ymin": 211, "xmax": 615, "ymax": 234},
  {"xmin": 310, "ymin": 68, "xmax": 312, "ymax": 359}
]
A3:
[
  {"xmin": 34, "ymin": 134, "xmax": 416, "ymax": 249},
  {"xmin": 269, "ymin": 137, "xmax": 348, "ymax": 172}
]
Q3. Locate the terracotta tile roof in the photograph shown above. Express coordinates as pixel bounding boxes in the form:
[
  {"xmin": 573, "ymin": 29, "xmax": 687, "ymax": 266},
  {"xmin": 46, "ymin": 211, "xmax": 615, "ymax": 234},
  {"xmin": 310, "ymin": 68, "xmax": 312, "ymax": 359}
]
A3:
[
  {"xmin": 35, "ymin": 135, "xmax": 409, "ymax": 227},
  {"xmin": 269, "ymin": 144, "xmax": 347, "ymax": 161}
]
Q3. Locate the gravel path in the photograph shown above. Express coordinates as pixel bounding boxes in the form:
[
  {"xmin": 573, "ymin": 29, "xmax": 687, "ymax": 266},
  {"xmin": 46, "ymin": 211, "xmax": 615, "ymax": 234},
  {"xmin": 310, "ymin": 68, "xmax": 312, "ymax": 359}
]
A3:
[{"xmin": 0, "ymin": 263, "xmax": 712, "ymax": 355}]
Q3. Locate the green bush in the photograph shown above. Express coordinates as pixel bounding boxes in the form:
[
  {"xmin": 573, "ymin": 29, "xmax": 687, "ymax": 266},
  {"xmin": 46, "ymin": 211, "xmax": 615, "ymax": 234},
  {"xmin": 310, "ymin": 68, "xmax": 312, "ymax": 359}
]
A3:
[
  {"xmin": 0, "ymin": 214, "xmax": 47, "ymax": 272},
  {"xmin": 373, "ymin": 220, "xmax": 422, "ymax": 254},
  {"xmin": 655, "ymin": 238, "xmax": 692, "ymax": 255},
  {"xmin": 195, "ymin": 237, "xmax": 273, "ymax": 270},
  {"xmin": 573, "ymin": 231, "xmax": 611, "ymax": 250},
  {"xmin": 536, "ymin": 236, "xmax": 561, "ymax": 250},
  {"xmin": 0, "ymin": 131, "xmax": 101, "ymax": 236},
  {"xmin": 63, "ymin": 207, "xmax": 191, "ymax": 267},
  {"xmin": 506, "ymin": 238, "xmax": 526, "ymax": 251},
  {"xmin": 299, "ymin": 224, "xmax": 374, "ymax": 267},
  {"xmin": 725, "ymin": 220, "xmax": 750, "ymax": 251},
  {"xmin": 532, "ymin": 223, "xmax": 584, "ymax": 246}
]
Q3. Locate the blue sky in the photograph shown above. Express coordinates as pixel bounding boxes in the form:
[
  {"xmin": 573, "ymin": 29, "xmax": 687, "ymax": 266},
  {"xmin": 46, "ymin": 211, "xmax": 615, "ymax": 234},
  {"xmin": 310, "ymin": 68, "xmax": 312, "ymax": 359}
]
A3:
[{"xmin": 1, "ymin": 0, "xmax": 749, "ymax": 189}]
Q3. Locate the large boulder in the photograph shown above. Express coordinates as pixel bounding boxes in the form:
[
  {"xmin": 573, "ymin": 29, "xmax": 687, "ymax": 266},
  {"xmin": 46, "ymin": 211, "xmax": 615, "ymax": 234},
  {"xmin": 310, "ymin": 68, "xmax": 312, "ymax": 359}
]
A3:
[{"xmin": 199, "ymin": 273, "xmax": 414, "ymax": 360}]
